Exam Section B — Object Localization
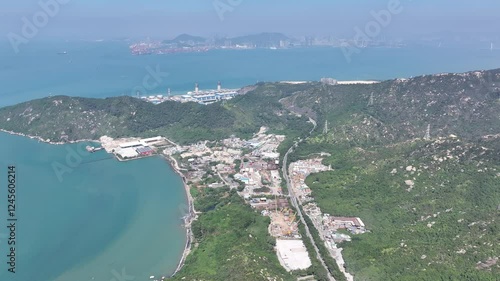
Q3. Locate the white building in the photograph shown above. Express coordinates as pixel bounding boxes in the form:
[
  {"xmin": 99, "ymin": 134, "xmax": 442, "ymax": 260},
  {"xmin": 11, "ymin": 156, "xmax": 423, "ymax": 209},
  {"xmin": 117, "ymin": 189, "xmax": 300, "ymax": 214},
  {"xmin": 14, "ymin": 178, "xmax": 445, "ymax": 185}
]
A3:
[{"xmin": 117, "ymin": 147, "xmax": 139, "ymax": 159}]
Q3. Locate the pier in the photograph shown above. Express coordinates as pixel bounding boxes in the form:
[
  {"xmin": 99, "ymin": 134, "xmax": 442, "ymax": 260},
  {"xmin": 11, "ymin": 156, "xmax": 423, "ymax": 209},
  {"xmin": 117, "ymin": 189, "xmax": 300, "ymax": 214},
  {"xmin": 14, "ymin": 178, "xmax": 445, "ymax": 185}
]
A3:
[{"xmin": 85, "ymin": 145, "xmax": 104, "ymax": 153}]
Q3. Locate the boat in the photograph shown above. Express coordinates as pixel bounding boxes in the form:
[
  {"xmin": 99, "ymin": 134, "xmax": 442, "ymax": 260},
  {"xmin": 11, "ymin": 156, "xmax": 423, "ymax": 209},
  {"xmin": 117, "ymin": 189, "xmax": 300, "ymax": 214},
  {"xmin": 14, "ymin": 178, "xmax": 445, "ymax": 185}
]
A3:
[{"xmin": 58, "ymin": 51, "xmax": 68, "ymax": 55}]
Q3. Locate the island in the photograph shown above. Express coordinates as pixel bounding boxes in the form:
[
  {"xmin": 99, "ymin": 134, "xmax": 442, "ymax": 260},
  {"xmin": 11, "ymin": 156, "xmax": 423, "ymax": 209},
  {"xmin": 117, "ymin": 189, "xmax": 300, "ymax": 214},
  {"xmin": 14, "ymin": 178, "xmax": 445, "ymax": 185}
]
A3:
[
  {"xmin": 129, "ymin": 32, "xmax": 295, "ymax": 55},
  {"xmin": 0, "ymin": 69, "xmax": 499, "ymax": 281}
]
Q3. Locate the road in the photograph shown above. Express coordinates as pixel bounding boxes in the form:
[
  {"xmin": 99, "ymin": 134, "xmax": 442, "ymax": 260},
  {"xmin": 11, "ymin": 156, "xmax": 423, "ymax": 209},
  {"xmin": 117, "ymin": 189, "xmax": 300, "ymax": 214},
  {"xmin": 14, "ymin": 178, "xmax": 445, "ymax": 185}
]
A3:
[
  {"xmin": 217, "ymin": 171, "xmax": 230, "ymax": 186},
  {"xmin": 281, "ymin": 118, "xmax": 336, "ymax": 281}
]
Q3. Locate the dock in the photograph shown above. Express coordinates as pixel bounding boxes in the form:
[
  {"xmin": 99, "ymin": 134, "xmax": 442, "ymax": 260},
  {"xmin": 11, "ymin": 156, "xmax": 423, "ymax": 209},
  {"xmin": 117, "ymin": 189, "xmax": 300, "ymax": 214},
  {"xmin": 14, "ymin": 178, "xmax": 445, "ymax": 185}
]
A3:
[{"xmin": 85, "ymin": 146, "xmax": 104, "ymax": 153}]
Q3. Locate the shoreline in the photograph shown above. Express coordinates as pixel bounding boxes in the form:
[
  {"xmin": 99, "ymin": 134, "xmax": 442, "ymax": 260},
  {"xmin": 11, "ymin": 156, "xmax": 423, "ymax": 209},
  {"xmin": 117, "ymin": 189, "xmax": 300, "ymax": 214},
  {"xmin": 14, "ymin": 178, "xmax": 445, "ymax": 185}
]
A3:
[
  {"xmin": 163, "ymin": 153, "xmax": 197, "ymax": 278},
  {"xmin": 1, "ymin": 129, "xmax": 194, "ymax": 278},
  {"xmin": 0, "ymin": 129, "xmax": 99, "ymax": 145}
]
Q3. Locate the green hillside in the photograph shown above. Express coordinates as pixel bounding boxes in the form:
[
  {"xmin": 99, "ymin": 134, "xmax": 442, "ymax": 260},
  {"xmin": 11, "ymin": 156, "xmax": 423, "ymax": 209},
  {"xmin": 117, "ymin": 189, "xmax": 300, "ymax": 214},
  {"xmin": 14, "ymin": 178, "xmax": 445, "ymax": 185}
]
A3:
[
  {"xmin": 283, "ymin": 69, "xmax": 500, "ymax": 280},
  {"xmin": 0, "ymin": 85, "xmax": 311, "ymax": 144},
  {"xmin": 0, "ymin": 68, "xmax": 499, "ymax": 280},
  {"xmin": 171, "ymin": 189, "xmax": 296, "ymax": 281}
]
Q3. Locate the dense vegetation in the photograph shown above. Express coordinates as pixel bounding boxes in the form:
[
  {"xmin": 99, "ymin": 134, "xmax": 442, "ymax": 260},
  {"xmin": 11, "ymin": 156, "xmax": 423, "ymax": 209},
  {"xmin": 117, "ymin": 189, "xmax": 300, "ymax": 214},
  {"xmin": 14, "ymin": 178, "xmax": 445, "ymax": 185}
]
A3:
[
  {"xmin": 284, "ymin": 69, "xmax": 500, "ymax": 280},
  {"xmin": 300, "ymin": 205, "xmax": 347, "ymax": 281},
  {"xmin": 281, "ymin": 69, "xmax": 500, "ymax": 145},
  {"xmin": 288, "ymin": 133, "xmax": 500, "ymax": 280},
  {"xmin": 295, "ymin": 215, "xmax": 332, "ymax": 281},
  {"xmin": 0, "ymin": 83, "xmax": 311, "ymax": 144},
  {"xmin": 172, "ymin": 187, "xmax": 296, "ymax": 281},
  {"xmin": 300, "ymin": 138, "xmax": 500, "ymax": 280},
  {"xmin": 1, "ymin": 68, "xmax": 499, "ymax": 280}
]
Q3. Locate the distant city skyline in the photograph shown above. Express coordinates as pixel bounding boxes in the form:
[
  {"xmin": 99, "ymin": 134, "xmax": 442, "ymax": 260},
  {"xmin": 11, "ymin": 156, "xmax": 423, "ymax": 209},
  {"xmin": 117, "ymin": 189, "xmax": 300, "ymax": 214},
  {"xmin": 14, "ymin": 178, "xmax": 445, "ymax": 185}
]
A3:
[{"xmin": 2, "ymin": 0, "xmax": 500, "ymax": 41}]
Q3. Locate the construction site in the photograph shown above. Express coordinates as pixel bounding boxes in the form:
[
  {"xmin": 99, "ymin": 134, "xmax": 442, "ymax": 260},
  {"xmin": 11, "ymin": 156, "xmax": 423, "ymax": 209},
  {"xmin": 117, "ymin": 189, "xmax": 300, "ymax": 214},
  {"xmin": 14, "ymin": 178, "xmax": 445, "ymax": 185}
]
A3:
[
  {"xmin": 266, "ymin": 207, "xmax": 300, "ymax": 238},
  {"xmin": 266, "ymin": 207, "xmax": 311, "ymax": 272},
  {"xmin": 161, "ymin": 128, "xmax": 315, "ymax": 274}
]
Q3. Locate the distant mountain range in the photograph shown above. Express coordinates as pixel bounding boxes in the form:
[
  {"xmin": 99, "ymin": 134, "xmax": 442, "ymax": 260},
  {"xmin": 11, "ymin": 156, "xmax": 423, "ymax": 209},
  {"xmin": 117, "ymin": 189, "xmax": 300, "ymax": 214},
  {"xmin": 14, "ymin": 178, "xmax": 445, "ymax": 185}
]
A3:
[
  {"xmin": 161, "ymin": 32, "xmax": 293, "ymax": 48},
  {"xmin": 162, "ymin": 34, "xmax": 207, "ymax": 46},
  {"xmin": 217, "ymin": 32, "xmax": 292, "ymax": 47}
]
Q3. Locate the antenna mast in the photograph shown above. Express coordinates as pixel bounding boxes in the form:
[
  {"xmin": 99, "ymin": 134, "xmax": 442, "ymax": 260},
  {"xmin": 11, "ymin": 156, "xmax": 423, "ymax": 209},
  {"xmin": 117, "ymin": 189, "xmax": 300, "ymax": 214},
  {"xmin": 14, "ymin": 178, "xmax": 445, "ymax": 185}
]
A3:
[
  {"xmin": 367, "ymin": 92, "xmax": 374, "ymax": 106},
  {"xmin": 424, "ymin": 124, "xmax": 431, "ymax": 140}
]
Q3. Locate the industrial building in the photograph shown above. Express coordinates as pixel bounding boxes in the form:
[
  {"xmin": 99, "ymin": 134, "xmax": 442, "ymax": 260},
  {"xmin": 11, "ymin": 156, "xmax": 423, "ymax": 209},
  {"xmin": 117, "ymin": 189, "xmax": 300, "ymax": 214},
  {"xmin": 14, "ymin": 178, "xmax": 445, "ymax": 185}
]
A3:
[
  {"xmin": 191, "ymin": 92, "xmax": 237, "ymax": 103},
  {"xmin": 117, "ymin": 147, "xmax": 139, "ymax": 159},
  {"xmin": 142, "ymin": 136, "xmax": 163, "ymax": 143},
  {"xmin": 331, "ymin": 217, "xmax": 365, "ymax": 229},
  {"xmin": 169, "ymin": 82, "xmax": 239, "ymax": 104},
  {"xmin": 136, "ymin": 146, "xmax": 154, "ymax": 156},
  {"xmin": 114, "ymin": 138, "xmax": 163, "ymax": 159},
  {"xmin": 136, "ymin": 81, "xmax": 239, "ymax": 105},
  {"xmin": 119, "ymin": 141, "xmax": 143, "ymax": 149}
]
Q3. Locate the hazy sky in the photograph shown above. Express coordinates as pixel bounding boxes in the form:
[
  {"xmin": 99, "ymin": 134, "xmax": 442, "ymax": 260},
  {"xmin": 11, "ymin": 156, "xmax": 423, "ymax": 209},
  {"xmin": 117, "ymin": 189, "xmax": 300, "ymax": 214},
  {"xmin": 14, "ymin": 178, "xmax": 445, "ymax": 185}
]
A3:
[{"xmin": 2, "ymin": 0, "xmax": 500, "ymax": 40}]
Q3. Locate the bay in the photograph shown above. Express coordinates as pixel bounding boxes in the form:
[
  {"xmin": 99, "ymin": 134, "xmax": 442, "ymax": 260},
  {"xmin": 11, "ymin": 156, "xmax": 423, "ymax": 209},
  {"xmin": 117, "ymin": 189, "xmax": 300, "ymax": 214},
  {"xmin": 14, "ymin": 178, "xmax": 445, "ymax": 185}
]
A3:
[
  {"xmin": 0, "ymin": 39, "xmax": 499, "ymax": 280},
  {"xmin": 0, "ymin": 133, "xmax": 187, "ymax": 281}
]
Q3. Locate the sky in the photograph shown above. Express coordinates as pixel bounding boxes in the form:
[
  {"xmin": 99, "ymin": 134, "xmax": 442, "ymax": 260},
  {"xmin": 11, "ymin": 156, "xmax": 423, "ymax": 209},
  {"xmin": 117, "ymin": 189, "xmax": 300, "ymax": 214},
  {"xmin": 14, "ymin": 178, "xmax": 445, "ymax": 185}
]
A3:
[{"xmin": 1, "ymin": 0, "xmax": 500, "ymax": 40}]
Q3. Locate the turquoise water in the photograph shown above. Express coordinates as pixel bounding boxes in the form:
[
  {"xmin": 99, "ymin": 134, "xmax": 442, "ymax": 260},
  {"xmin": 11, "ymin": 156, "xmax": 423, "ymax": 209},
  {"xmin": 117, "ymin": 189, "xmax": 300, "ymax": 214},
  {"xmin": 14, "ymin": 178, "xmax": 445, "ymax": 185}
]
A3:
[
  {"xmin": 1, "ymin": 40, "xmax": 500, "ymax": 107},
  {"xmin": 0, "ymin": 133, "xmax": 187, "ymax": 281},
  {"xmin": 0, "ymin": 40, "xmax": 499, "ymax": 280}
]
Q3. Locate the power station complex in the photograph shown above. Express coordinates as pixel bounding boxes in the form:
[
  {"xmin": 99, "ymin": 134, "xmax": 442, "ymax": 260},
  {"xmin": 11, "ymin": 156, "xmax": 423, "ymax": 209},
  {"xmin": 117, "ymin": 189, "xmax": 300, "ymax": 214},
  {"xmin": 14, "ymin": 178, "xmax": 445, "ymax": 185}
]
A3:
[{"xmin": 138, "ymin": 81, "xmax": 239, "ymax": 105}]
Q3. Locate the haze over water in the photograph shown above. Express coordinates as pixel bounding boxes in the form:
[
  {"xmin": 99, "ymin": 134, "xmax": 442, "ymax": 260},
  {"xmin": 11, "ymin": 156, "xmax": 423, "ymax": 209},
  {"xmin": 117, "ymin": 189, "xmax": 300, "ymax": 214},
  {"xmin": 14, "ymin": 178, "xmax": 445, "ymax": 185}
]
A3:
[
  {"xmin": 0, "ymin": 41, "xmax": 499, "ymax": 280},
  {"xmin": 0, "ymin": 133, "xmax": 187, "ymax": 281},
  {"xmin": 1, "ymin": 40, "xmax": 500, "ymax": 107}
]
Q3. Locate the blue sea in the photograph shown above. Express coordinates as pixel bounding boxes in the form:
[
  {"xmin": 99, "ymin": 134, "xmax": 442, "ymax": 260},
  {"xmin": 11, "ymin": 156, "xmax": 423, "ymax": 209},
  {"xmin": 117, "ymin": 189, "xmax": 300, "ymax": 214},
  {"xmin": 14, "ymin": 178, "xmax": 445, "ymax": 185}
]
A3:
[
  {"xmin": 0, "ymin": 40, "xmax": 499, "ymax": 281},
  {"xmin": 0, "ymin": 134, "xmax": 187, "ymax": 281},
  {"xmin": 1, "ymin": 40, "xmax": 500, "ymax": 107}
]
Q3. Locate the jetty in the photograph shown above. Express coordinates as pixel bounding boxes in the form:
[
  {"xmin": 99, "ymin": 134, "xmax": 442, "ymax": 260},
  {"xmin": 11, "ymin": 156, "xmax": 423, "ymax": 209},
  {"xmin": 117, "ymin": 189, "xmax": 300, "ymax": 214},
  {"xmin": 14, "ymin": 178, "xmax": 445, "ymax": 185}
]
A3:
[{"xmin": 85, "ymin": 146, "xmax": 104, "ymax": 153}]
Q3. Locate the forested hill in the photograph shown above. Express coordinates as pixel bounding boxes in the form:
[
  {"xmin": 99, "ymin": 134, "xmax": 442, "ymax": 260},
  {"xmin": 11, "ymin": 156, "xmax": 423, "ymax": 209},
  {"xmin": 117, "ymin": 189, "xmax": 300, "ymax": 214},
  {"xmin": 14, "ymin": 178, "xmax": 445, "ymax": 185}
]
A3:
[
  {"xmin": 0, "ymin": 68, "xmax": 499, "ymax": 145},
  {"xmin": 281, "ymin": 68, "xmax": 500, "ymax": 145},
  {"xmin": 284, "ymin": 68, "xmax": 500, "ymax": 280},
  {"xmin": 0, "ymin": 86, "xmax": 311, "ymax": 144},
  {"xmin": 1, "ymin": 67, "xmax": 499, "ymax": 280}
]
